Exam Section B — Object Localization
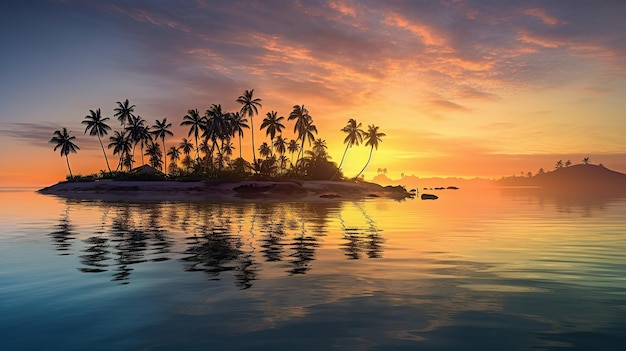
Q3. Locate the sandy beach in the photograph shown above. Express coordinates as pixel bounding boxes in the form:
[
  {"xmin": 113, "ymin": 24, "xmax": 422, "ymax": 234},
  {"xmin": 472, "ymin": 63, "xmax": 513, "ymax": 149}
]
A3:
[{"xmin": 37, "ymin": 180, "xmax": 410, "ymax": 202}]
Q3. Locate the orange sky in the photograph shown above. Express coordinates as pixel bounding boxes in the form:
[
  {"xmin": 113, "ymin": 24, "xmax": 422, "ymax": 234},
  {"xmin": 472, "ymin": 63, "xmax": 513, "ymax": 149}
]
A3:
[{"xmin": 1, "ymin": 1, "xmax": 625, "ymax": 186}]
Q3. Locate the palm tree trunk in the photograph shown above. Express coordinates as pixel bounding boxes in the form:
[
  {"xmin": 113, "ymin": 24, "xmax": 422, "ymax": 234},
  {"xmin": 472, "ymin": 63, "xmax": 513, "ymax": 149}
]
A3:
[
  {"xmin": 194, "ymin": 132, "xmax": 199, "ymax": 161},
  {"xmin": 238, "ymin": 134, "xmax": 243, "ymax": 159},
  {"xmin": 250, "ymin": 116, "xmax": 257, "ymax": 163},
  {"xmin": 354, "ymin": 146, "xmax": 373, "ymax": 179},
  {"xmin": 162, "ymin": 136, "xmax": 167, "ymax": 172},
  {"xmin": 65, "ymin": 154, "xmax": 73, "ymax": 178},
  {"xmin": 141, "ymin": 142, "xmax": 145, "ymax": 165},
  {"xmin": 97, "ymin": 135, "xmax": 112, "ymax": 172},
  {"xmin": 331, "ymin": 144, "xmax": 350, "ymax": 180}
]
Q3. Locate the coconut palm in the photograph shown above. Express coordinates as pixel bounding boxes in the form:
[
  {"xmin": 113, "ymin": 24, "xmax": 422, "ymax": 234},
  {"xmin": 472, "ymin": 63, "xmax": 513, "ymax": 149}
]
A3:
[
  {"xmin": 311, "ymin": 138, "xmax": 328, "ymax": 158},
  {"xmin": 181, "ymin": 108, "xmax": 203, "ymax": 160},
  {"xmin": 179, "ymin": 138, "xmax": 194, "ymax": 158},
  {"xmin": 354, "ymin": 125, "xmax": 385, "ymax": 179},
  {"xmin": 582, "ymin": 157, "xmax": 590, "ymax": 165},
  {"xmin": 108, "ymin": 131, "xmax": 132, "ymax": 171},
  {"xmin": 259, "ymin": 142, "xmax": 272, "ymax": 159},
  {"xmin": 260, "ymin": 111, "xmax": 285, "ymax": 155},
  {"xmin": 82, "ymin": 108, "xmax": 112, "ymax": 172},
  {"xmin": 229, "ymin": 111, "xmax": 249, "ymax": 159},
  {"xmin": 204, "ymin": 104, "xmax": 229, "ymax": 159},
  {"xmin": 50, "ymin": 128, "xmax": 80, "ymax": 178},
  {"xmin": 167, "ymin": 146, "xmax": 181, "ymax": 166},
  {"xmin": 332, "ymin": 118, "xmax": 365, "ymax": 180},
  {"xmin": 151, "ymin": 118, "xmax": 174, "ymax": 172},
  {"xmin": 287, "ymin": 139, "xmax": 300, "ymax": 167},
  {"xmin": 288, "ymin": 105, "xmax": 317, "ymax": 164},
  {"xmin": 236, "ymin": 89, "xmax": 262, "ymax": 163},
  {"xmin": 145, "ymin": 142, "xmax": 163, "ymax": 170},
  {"xmin": 555, "ymin": 160, "xmax": 564, "ymax": 169},
  {"xmin": 273, "ymin": 135, "xmax": 287, "ymax": 156},
  {"xmin": 114, "ymin": 99, "xmax": 135, "ymax": 127},
  {"xmin": 125, "ymin": 115, "xmax": 151, "ymax": 165}
]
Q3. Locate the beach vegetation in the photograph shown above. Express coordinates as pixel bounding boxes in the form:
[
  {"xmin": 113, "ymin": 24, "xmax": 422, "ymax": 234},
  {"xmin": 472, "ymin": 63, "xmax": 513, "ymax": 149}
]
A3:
[{"xmin": 49, "ymin": 89, "xmax": 385, "ymax": 183}]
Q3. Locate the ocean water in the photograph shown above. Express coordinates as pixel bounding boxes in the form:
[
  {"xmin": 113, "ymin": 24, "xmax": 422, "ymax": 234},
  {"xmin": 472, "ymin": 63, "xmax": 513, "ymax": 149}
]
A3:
[{"xmin": 1, "ymin": 186, "xmax": 625, "ymax": 350}]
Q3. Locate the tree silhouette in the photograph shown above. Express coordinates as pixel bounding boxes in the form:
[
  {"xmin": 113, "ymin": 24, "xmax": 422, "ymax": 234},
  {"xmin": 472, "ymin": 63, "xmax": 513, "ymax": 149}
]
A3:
[
  {"xmin": 145, "ymin": 142, "xmax": 163, "ymax": 170},
  {"xmin": 82, "ymin": 108, "xmax": 112, "ymax": 172},
  {"xmin": 114, "ymin": 99, "xmax": 135, "ymax": 127},
  {"xmin": 260, "ymin": 110, "xmax": 285, "ymax": 156},
  {"xmin": 582, "ymin": 157, "xmax": 590, "ymax": 164},
  {"xmin": 288, "ymin": 105, "xmax": 317, "ymax": 167},
  {"xmin": 287, "ymin": 139, "xmax": 300, "ymax": 168},
  {"xmin": 181, "ymin": 109, "xmax": 203, "ymax": 161},
  {"xmin": 332, "ymin": 118, "xmax": 365, "ymax": 180},
  {"xmin": 565, "ymin": 160, "xmax": 572, "ymax": 167},
  {"xmin": 126, "ymin": 115, "xmax": 151, "ymax": 166},
  {"xmin": 151, "ymin": 118, "xmax": 174, "ymax": 172},
  {"xmin": 229, "ymin": 111, "xmax": 249, "ymax": 160},
  {"xmin": 236, "ymin": 89, "xmax": 262, "ymax": 164},
  {"xmin": 258, "ymin": 142, "xmax": 272, "ymax": 159},
  {"xmin": 555, "ymin": 160, "xmax": 564, "ymax": 169},
  {"xmin": 50, "ymin": 128, "xmax": 80, "ymax": 178},
  {"xmin": 108, "ymin": 131, "xmax": 132, "ymax": 171},
  {"xmin": 167, "ymin": 146, "xmax": 181, "ymax": 168},
  {"xmin": 354, "ymin": 125, "xmax": 385, "ymax": 179}
]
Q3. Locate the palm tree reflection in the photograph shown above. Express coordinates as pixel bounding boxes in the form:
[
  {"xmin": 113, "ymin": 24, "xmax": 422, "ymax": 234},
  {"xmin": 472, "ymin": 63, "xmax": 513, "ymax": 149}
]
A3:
[
  {"xmin": 50, "ymin": 200, "xmax": 384, "ymax": 288},
  {"xmin": 49, "ymin": 203, "xmax": 76, "ymax": 255},
  {"xmin": 339, "ymin": 203, "xmax": 384, "ymax": 259}
]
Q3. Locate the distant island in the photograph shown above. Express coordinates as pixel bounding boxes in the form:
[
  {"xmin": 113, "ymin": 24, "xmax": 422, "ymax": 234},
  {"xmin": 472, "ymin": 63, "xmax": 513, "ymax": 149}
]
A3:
[{"xmin": 497, "ymin": 163, "xmax": 626, "ymax": 196}]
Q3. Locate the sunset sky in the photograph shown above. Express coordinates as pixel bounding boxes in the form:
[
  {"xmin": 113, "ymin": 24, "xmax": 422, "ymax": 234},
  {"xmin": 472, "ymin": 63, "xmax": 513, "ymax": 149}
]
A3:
[{"xmin": 1, "ymin": 0, "xmax": 625, "ymax": 186}]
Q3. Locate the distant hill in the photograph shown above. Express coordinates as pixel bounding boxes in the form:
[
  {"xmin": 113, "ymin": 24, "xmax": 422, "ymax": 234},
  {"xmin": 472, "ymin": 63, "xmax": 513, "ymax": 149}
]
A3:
[{"xmin": 497, "ymin": 164, "xmax": 626, "ymax": 195}]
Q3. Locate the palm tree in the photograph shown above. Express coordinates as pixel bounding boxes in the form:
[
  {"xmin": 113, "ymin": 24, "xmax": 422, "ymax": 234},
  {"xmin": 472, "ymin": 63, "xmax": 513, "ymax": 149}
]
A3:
[
  {"xmin": 354, "ymin": 125, "xmax": 385, "ymax": 179},
  {"xmin": 287, "ymin": 139, "xmax": 300, "ymax": 167},
  {"xmin": 565, "ymin": 160, "xmax": 572, "ymax": 167},
  {"xmin": 50, "ymin": 128, "xmax": 80, "ymax": 178},
  {"xmin": 260, "ymin": 111, "xmax": 285, "ymax": 155},
  {"xmin": 151, "ymin": 118, "xmax": 174, "ymax": 172},
  {"xmin": 311, "ymin": 138, "xmax": 328, "ymax": 158},
  {"xmin": 582, "ymin": 157, "xmax": 590, "ymax": 164},
  {"xmin": 555, "ymin": 160, "xmax": 564, "ymax": 169},
  {"xmin": 288, "ymin": 105, "xmax": 317, "ymax": 165},
  {"xmin": 181, "ymin": 108, "xmax": 203, "ymax": 160},
  {"xmin": 167, "ymin": 146, "xmax": 181, "ymax": 167},
  {"xmin": 114, "ymin": 99, "xmax": 135, "ymax": 127},
  {"xmin": 332, "ymin": 118, "xmax": 365, "ymax": 180},
  {"xmin": 259, "ymin": 142, "xmax": 272, "ymax": 159},
  {"xmin": 108, "ymin": 131, "xmax": 132, "ymax": 171},
  {"xmin": 204, "ymin": 104, "xmax": 229, "ymax": 160},
  {"xmin": 145, "ymin": 142, "xmax": 163, "ymax": 170},
  {"xmin": 179, "ymin": 138, "xmax": 194, "ymax": 158},
  {"xmin": 229, "ymin": 111, "xmax": 249, "ymax": 159},
  {"xmin": 273, "ymin": 135, "xmax": 287, "ymax": 156},
  {"xmin": 236, "ymin": 89, "xmax": 262, "ymax": 163},
  {"xmin": 82, "ymin": 108, "xmax": 112, "ymax": 172},
  {"xmin": 125, "ymin": 115, "xmax": 151, "ymax": 166}
]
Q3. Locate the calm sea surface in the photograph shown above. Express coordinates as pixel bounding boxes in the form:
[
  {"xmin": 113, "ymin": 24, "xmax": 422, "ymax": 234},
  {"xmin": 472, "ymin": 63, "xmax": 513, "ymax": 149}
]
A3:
[{"xmin": 1, "ymin": 186, "xmax": 625, "ymax": 350}]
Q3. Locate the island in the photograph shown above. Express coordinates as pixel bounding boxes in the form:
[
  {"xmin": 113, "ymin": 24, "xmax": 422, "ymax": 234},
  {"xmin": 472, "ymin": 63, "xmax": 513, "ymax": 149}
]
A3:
[
  {"xmin": 38, "ymin": 179, "xmax": 411, "ymax": 202},
  {"xmin": 496, "ymin": 163, "xmax": 626, "ymax": 197}
]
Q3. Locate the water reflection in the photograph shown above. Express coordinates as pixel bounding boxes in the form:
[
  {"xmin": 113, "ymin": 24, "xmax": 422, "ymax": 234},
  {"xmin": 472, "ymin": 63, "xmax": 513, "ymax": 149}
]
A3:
[
  {"xmin": 48, "ymin": 200, "xmax": 383, "ymax": 288},
  {"xmin": 339, "ymin": 202, "xmax": 384, "ymax": 259},
  {"xmin": 48, "ymin": 204, "xmax": 75, "ymax": 255}
]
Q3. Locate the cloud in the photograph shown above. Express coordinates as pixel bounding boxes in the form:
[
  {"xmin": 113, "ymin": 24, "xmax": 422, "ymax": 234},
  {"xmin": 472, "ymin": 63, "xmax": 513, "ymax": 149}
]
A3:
[{"xmin": 0, "ymin": 122, "xmax": 101, "ymax": 151}]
